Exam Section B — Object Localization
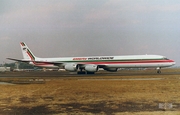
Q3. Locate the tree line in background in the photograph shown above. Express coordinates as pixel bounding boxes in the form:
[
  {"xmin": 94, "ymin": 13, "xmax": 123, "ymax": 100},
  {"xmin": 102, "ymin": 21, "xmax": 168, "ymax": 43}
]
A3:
[{"xmin": 0, "ymin": 62, "xmax": 41, "ymax": 69}]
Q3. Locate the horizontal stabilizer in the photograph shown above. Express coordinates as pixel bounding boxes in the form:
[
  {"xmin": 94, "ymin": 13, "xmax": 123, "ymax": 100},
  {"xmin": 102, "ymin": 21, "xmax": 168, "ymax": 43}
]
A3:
[
  {"xmin": 6, "ymin": 58, "xmax": 31, "ymax": 62},
  {"xmin": 7, "ymin": 58, "xmax": 64, "ymax": 65}
]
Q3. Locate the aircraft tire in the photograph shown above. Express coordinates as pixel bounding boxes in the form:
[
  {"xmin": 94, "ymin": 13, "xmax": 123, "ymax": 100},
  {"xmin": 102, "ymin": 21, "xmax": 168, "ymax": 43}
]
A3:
[
  {"xmin": 77, "ymin": 71, "xmax": 86, "ymax": 74},
  {"xmin": 157, "ymin": 70, "xmax": 161, "ymax": 74},
  {"xmin": 86, "ymin": 72, "xmax": 95, "ymax": 74}
]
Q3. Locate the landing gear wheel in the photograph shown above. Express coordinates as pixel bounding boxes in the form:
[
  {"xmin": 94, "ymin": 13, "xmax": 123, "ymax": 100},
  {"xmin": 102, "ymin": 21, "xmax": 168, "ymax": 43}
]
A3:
[
  {"xmin": 86, "ymin": 72, "xmax": 95, "ymax": 74},
  {"xmin": 77, "ymin": 71, "xmax": 86, "ymax": 74},
  {"xmin": 157, "ymin": 70, "xmax": 161, "ymax": 74}
]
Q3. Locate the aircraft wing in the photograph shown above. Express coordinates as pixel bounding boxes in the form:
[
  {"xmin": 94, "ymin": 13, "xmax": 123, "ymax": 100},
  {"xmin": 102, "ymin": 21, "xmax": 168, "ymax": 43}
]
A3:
[{"xmin": 7, "ymin": 58, "xmax": 104, "ymax": 65}]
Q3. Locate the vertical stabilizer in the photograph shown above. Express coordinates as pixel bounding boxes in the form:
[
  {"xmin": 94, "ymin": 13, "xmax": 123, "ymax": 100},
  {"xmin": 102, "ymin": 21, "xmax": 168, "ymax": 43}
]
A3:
[{"xmin": 20, "ymin": 42, "xmax": 36, "ymax": 60}]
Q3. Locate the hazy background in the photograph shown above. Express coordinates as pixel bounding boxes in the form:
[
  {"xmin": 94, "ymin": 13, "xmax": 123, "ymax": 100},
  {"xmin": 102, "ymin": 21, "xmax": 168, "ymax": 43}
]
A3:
[{"xmin": 1, "ymin": 0, "xmax": 180, "ymax": 66}]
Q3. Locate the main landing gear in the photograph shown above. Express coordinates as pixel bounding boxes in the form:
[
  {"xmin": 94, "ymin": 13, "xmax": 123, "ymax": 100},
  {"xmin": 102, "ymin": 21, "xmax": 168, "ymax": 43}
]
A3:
[
  {"xmin": 77, "ymin": 71, "xmax": 95, "ymax": 74},
  {"xmin": 157, "ymin": 67, "xmax": 161, "ymax": 74},
  {"xmin": 77, "ymin": 69, "xmax": 95, "ymax": 74}
]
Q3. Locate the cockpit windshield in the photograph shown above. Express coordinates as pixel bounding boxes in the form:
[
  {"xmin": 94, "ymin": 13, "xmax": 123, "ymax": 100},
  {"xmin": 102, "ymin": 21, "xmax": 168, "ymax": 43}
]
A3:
[{"xmin": 163, "ymin": 57, "xmax": 169, "ymax": 60}]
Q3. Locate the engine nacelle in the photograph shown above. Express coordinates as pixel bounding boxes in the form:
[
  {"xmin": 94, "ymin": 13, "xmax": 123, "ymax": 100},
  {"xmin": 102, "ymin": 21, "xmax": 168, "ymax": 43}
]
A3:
[
  {"xmin": 104, "ymin": 68, "xmax": 118, "ymax": 72},
  {"xmin": 85, "ymin": 64, "xmax": 98, "ymax": 72},
  {"xmin": 64, "ymin": 63, "xmax": 78, "ymax": 72}
]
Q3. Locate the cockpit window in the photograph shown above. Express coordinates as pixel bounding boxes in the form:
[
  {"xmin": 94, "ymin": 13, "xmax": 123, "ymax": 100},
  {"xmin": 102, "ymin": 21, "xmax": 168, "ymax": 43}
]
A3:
[{"xmin": 163, "ymin": 58, "xmax": 169, "ymax": 60}]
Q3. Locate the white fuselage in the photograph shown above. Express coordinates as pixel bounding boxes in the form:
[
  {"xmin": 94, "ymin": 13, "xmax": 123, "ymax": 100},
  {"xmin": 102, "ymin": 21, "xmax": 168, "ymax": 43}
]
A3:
[{"xmin": 32, "ymin": 55, "xmax": 175, "ymax": 69}]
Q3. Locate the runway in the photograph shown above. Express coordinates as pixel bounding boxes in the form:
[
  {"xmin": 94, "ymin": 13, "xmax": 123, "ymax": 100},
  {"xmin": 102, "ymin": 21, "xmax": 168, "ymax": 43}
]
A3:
[
  {"xmin": 78, "ymin": 78, "xmax": 165, "ymax": 81},
  {"xmin": 0, "ymin": 69, "xmax": 179, "ymax": 82},
  {"xmin": 0, "ymin": 69, "xmax": 179, "ymax": 78}
]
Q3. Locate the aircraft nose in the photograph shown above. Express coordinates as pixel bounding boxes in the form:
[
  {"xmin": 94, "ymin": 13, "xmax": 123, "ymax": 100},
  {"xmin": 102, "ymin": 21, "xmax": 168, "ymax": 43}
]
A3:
[{"xmin": 171, "ymin": 60, "xmax": 176, "ymax": 65}]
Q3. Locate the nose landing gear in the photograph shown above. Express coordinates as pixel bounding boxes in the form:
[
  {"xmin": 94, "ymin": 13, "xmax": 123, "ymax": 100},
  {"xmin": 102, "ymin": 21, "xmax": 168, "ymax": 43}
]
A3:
[{"xmin": 157, "ymin": 67, "xmax": 161, "ymax": 74}]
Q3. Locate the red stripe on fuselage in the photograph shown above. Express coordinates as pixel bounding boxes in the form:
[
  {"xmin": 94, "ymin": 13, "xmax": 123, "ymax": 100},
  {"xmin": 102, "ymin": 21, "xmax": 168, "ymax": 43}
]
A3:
[
  {"xmin": 79, "ymin": 60, "xmax": 174, "ymax": 65},
  {"xmin": 31, "ymin": 62, "xmax": 55, "ymax": 67}
]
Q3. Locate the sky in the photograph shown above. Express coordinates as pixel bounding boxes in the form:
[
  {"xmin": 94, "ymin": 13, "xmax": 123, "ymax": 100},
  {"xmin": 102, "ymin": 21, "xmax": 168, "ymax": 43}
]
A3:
[{"xmin": 1, "ymin": 0, "xmax": 180, "ymax": 66}]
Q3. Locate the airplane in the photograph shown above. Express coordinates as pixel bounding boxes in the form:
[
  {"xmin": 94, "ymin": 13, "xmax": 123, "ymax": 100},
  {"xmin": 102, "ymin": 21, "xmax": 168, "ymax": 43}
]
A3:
[{"xmin": 7, "ymin": 42, "xmax": 175, "ymax": 74}]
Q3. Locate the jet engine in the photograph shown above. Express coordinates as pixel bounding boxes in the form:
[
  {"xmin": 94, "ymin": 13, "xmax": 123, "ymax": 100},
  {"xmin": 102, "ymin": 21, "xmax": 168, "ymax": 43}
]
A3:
[
  {"xmin": 85, "ymin": 64, "xmax": 98, "ymax": 72},
  {"xmin": 103, "ymin": 68, "xmax": 118, "ymax": 72},
  {"xmin": 64, "ymin": 63, "xmax": 78, "ymax": 72}
]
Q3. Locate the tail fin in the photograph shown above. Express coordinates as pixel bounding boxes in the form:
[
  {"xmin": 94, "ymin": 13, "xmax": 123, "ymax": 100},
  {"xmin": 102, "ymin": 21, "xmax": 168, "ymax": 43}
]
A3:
[{"xmin": 20, "ymin": 42, "xmax": 36, "ymax": 61}]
